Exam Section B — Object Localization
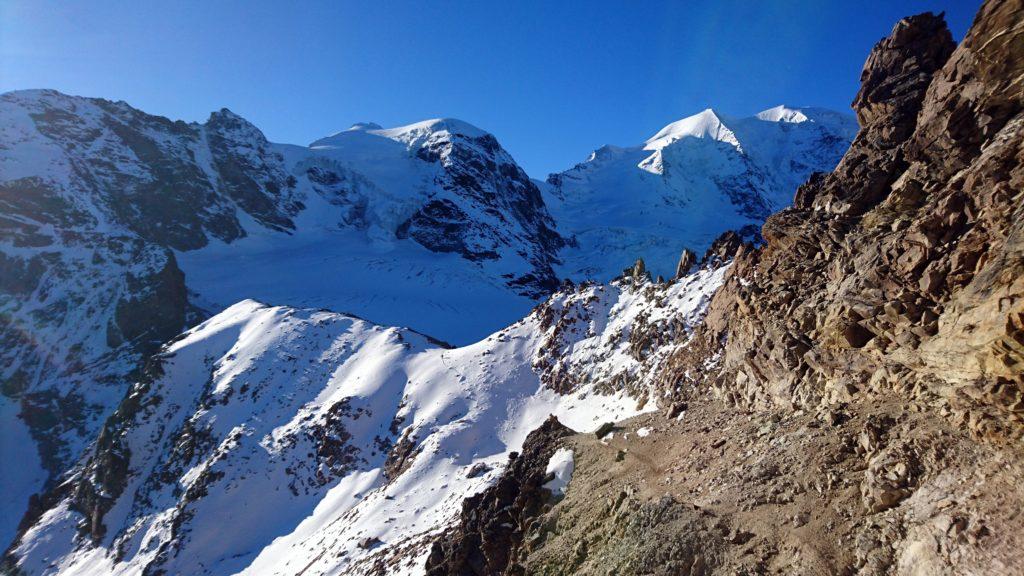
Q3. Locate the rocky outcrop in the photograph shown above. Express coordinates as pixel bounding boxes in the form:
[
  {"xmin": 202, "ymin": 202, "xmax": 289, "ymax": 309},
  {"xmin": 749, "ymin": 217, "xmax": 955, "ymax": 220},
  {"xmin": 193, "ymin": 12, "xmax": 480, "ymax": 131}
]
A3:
[
  {"xmin": 698, "ymin": 229, "xmax": 752, "ymax": 269},
  {"xmin": 407, "ymin": 130, "xmax": 566, "ymax": 297},
  {"xmin": 397, "ymin": 199, "xmax": 503, "ymax": 262},
  {"xmin": 674, "ymin": 249, "xmax": 697, "ymax": 279},
  {"xmin": 425, "ymin": 416, "xmax": 573, "ymax": 576},
  {"xmin": 109, "ymin": 250, "xmax": 188, "ymax": 353},
  {"xmin": 662, "ymin": 2, "xmax": 1024, "ymax": 444},
  {"xmin": 530, "ymin": 264, "xmax": 728, "ymax": 401},
  {"xmin": 814, "ymin": 12, "xmax": 955, "ymax": 217}
]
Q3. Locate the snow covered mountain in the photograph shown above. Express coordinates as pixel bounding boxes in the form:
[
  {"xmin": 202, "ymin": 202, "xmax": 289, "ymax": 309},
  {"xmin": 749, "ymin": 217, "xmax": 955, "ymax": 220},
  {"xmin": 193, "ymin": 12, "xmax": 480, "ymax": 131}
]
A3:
[
  {"xmin": 545, "ymin": 105, "xmax": 857, "ymax": 280},
  {"xmin": 0, "ymin": 90, "xmax": 563, "ymax": 548},
  {"xmin": 183, "ymin": 116, "xmax": 566, "ymax": 345},
  {"xmin": 0, "ymin": 89, "xmax": 852, "ymax": 555},
  {"xmin": 5, "ymin": 262, "xmax": 727, "ymax": 576}
]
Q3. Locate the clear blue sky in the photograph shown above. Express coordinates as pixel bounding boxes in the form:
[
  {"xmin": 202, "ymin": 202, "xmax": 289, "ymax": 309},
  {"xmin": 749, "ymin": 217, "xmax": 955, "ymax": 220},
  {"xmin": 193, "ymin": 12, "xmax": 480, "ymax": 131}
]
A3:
[{"xmin": 1, "ymin": 0, "xmax": 976, "ymax": 177}]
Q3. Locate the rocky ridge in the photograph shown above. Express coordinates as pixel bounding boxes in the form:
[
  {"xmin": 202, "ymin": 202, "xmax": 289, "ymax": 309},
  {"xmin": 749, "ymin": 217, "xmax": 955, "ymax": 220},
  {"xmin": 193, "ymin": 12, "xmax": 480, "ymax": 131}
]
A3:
[
  {"xmin": 674, "ymin": 2, "xmax": 1023, "ymax": 447},
  {"xmin": 425, "ymin": 416, "xmax": 574, "ymax": 576},
  {"xmin": 427, "ymin": 3, "xmax": 1024, "ymax": 575},
  {"xmin": 1, "ymin": 261, "xmax": 729, "ymax": 575}
]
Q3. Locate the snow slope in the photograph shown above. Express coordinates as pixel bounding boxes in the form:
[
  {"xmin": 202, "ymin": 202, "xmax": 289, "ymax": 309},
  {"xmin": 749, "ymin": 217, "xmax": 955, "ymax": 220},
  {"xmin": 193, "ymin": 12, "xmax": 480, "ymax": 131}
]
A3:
[
  {"xmin": 545, "ymin": 105, "xmax": 857, "ymax": 281},
  {"xmin": 7, "ymin": 265, "xmax": 727, "ymax": 576}
]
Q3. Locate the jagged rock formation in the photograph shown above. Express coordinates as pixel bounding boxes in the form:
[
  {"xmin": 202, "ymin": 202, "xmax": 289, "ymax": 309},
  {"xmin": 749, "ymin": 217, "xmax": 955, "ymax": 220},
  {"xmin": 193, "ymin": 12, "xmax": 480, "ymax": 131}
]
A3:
[
  {"xmin": 428, "ymin": 3, "xmax": 1024, "ymax": 575},
  {"xmin": 425, "ymin": 416, "xmax": 573, "ymax": 576},
  {"xmin": 675, "ymin": 248, "xmax": 697, "ymax": 279}
]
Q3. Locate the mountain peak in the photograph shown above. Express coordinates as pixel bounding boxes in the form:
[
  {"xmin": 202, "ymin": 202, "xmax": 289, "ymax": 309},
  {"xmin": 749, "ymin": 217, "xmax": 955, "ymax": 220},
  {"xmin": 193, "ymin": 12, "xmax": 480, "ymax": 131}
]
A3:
[
  {"xmin": 379, "ymin": 117, "xmax": 489, "ymax": 140},
  {"xmin": 204, "ymin": 107, "xmax": 269, "ymax": 144},
  {"xmin": 206, "ymin": 107, "xmax": 246, "ymax": 123},
  {"xmin": 346, "ymin": 121, "xmax": 384, "ymax": 131},
  {"xmin": 755, "ymin": 104, "xmax": 810, "ymax": 123},
  {"xmin": 311, "ymin": 117, "xmax": 490, "ymax": 149},
  {"xmin": 2, "ymin": 88, "xmax": 63, "ymax": 102},
  {"xmin": 643, "ymin": 108, "xmax": 739, "ymax": 151}
]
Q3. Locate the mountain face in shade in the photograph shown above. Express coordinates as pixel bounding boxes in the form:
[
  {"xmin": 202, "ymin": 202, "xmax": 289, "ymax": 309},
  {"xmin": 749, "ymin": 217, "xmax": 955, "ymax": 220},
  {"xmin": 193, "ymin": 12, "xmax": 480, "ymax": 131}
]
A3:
[{"xmin": 544, "ymin": 105, "xmax": 857, "ymax": 281}]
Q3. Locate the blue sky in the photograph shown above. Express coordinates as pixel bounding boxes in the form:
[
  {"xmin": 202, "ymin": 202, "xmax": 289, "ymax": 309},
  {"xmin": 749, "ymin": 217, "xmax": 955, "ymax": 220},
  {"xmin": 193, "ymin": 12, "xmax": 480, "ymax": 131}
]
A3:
[{"xmin": 1, "ymin": 0, "xmax": 975, "ymax": 177}]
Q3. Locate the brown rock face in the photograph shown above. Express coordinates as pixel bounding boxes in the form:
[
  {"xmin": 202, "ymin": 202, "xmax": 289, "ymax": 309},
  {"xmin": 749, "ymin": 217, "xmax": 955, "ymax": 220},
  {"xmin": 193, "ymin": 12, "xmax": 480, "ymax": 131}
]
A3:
[
  {"xmin": 700, "ymin": 230, "xmax": 751, "ymax": 268},
  {"xmin": 675, "ymin": 248, "xmax": 697, "ymax": 279},
  {"xmin": 909, "ymin": 0, "xmax": 1024, "ymax": 175},
  {"xmin": 814, "ymin": 12, "xmax": 956, "ymax": 216},
  {"xmin": 853, "ymin": 13, "xmax": 954, "ymax": 130},
  {"xmin": 664, "ymin": 0, "xmax": 1024, "ymax": 444}
]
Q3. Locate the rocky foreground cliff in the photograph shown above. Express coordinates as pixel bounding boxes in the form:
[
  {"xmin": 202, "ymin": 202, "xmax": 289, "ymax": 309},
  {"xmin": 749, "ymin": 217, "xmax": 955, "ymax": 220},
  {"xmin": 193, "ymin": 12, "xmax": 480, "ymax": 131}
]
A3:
[{"xmin": 427, "ymin": 3, "xmax": 1024, "ymax": 575}]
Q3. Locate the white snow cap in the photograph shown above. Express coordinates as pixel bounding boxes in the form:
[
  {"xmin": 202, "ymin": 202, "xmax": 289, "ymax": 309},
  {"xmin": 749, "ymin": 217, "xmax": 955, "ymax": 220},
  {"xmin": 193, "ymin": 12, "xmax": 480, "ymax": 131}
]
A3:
[
  {"xmin": 755, "ymin": 105, "xmax": 810, "ymax": 123},
  {"xmin": 311, "ymin": 117, "xmax": 489, "ymax": 148},
  {"xmin": 756, "ymin": 105, "xmax": 856, "ymax": 127},
  {"xmin": 644, "ymin": 108, "xmax": 739, "ymax": 151},
  {"xmin": 346, "ymin": 122, "xmax": 384, "ymax": 131},
  {"xmin": 639, "ymin": 104, "xmax": 855, "ymax": 159},
  {"xmin": 384, "ymin": 117, "xmax": 488, "ymax": 138}
]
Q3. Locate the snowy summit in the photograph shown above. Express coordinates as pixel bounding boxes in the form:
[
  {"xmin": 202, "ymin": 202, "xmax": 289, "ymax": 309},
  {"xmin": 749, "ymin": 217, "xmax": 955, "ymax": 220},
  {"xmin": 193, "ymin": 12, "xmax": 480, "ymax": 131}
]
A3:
[{"xmin": 544, "ymin": 104, "xmax": 857, "ymax": 281}]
